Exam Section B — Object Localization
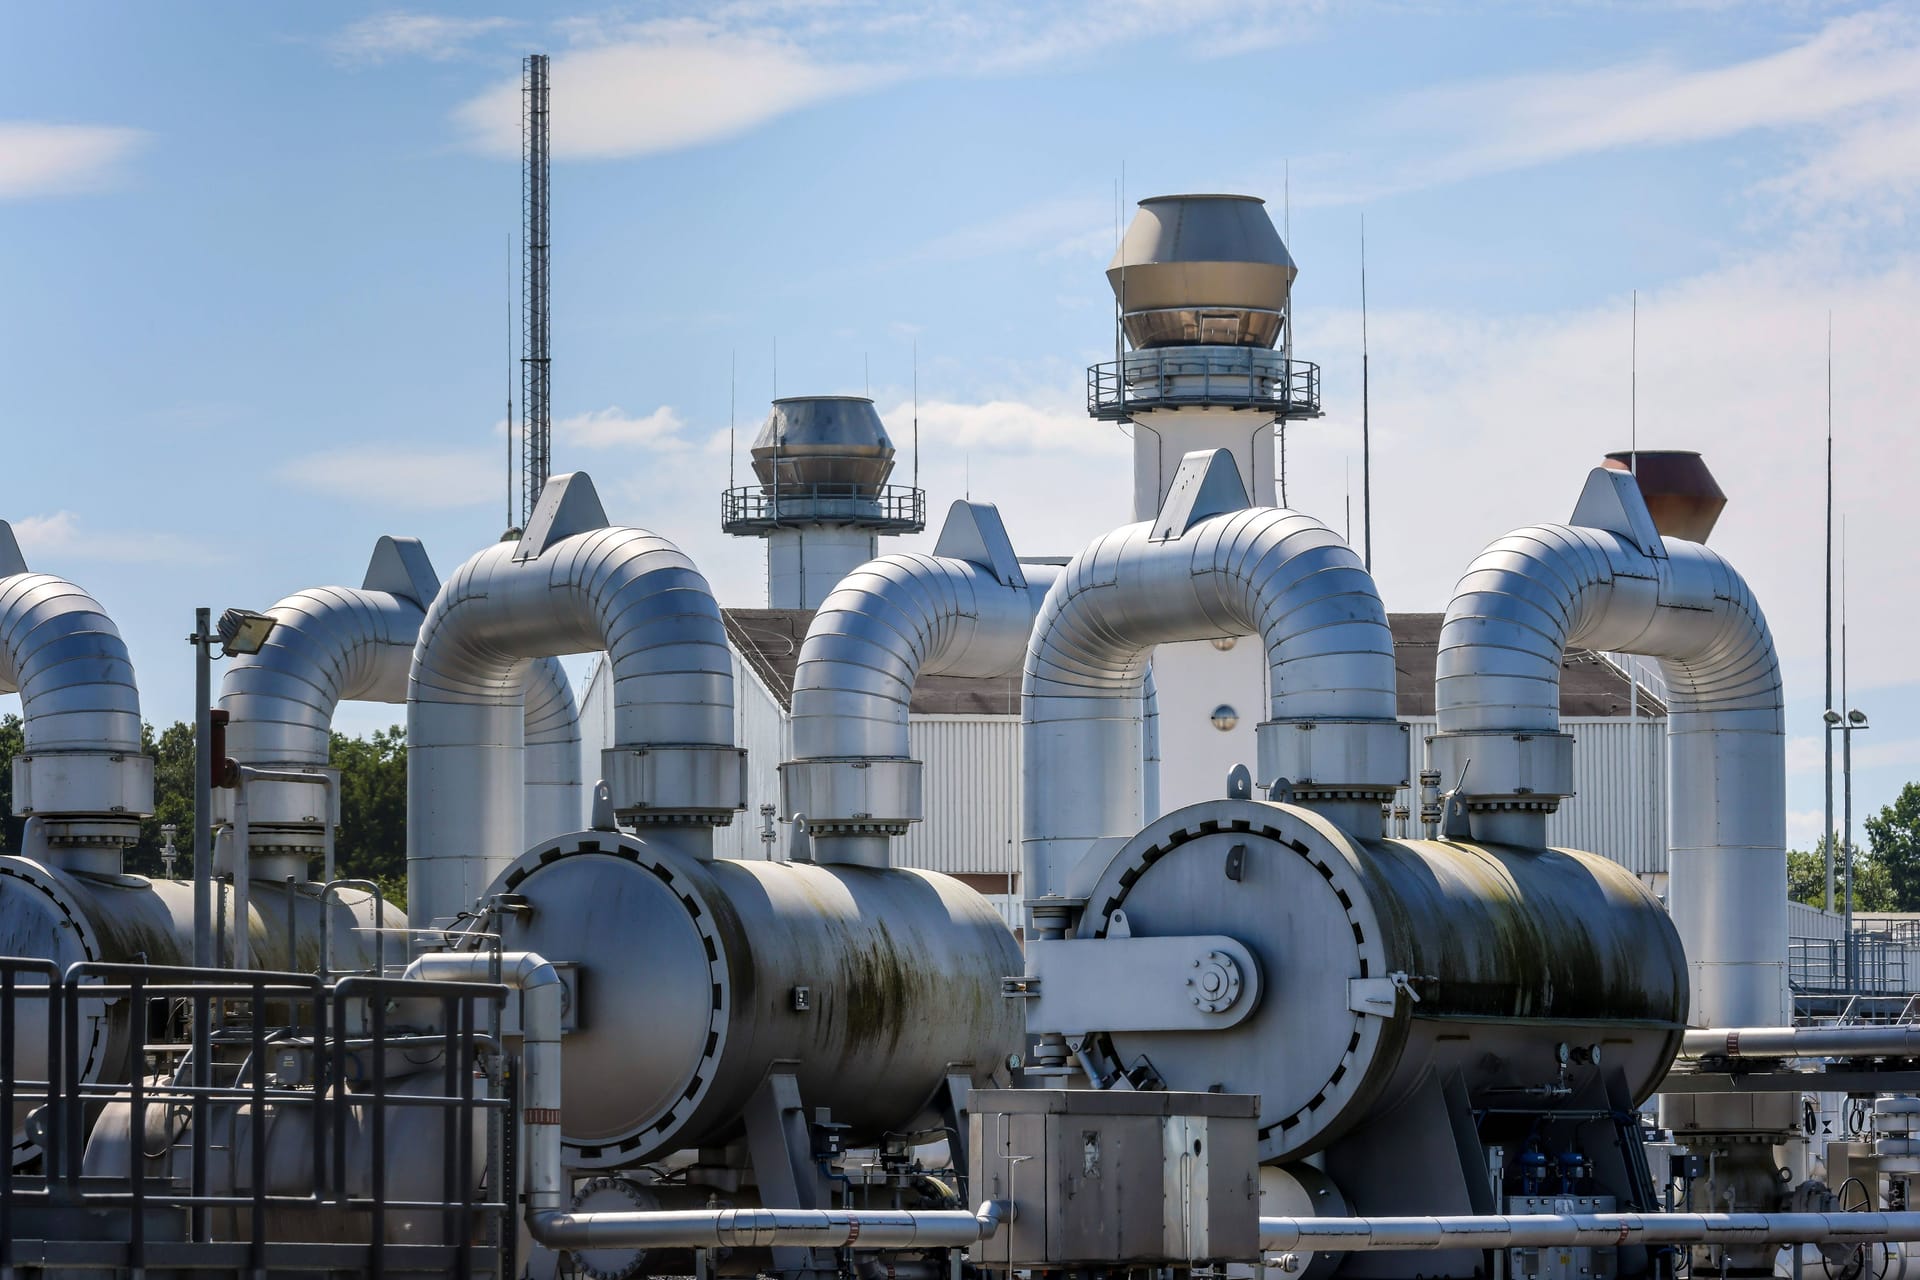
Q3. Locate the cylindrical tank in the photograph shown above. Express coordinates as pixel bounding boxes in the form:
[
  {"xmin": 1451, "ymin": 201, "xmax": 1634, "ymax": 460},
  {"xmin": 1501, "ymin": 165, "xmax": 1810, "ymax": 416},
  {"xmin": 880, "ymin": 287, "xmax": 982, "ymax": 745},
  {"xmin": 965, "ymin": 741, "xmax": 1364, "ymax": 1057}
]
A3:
[
  {"xmin": 483, "ymin": 831, "xmax": 1024, "ymax": 1169},
  {"xmin": 84, "ymin": 1068, "xmax": 482, "ymax": 1246},
  {"xmin": 1074, "ymin": 799, "xmax": 1687, "ymax": 1164},
  {"xmin": 0, "ymin": 854, "xmax": 399, "ymax": 1165}
]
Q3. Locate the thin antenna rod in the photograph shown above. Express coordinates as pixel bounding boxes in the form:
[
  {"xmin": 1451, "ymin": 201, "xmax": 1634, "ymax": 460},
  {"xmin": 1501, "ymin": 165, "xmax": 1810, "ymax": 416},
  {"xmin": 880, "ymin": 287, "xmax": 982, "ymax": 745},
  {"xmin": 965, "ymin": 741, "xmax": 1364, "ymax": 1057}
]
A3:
[
  {"xmin": 1824, "ymin": 311, "xmax": 1836, "ymax": 909},
  {"xmin": 1360, "ymin": 213, "xmax": 1372, "ymax": 570},
  {"xmin": 729, "ymin": 350, "xmax": 737, "ymax": 494},
  {"xmin": 772, "ymin": 337, "xmax": 778, "ymax": 399},
  {"xmin": 507, "ymin": 232, "xmax": 516, "ymax": 535},
  {"xmin": 1630, "ymin": 290, "xmax": 1638, "ymax": 470},
  {"xmin": 864, "ymin": 352, "xmax": 869, "ymax": 399},
  {"xmin": 912, "ymin": 341, "xmax": 920, "ymax": 496}
]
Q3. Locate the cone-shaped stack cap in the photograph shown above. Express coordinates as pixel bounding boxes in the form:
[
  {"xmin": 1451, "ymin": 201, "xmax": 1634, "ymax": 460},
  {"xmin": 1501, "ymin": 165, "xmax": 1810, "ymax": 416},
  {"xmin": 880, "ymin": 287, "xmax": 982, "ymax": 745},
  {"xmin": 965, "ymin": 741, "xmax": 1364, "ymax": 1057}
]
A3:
[
  {"xmin": 751, "ymin": 396, "xmax": 896, "ymax": 492},
  {"xmin": 1603, "ymin": 451, "xmax": 1727, "ymax": 544},
  {"xmin": 1108, "ymin": 195, "xmax": 1297, "ymax": 350}
]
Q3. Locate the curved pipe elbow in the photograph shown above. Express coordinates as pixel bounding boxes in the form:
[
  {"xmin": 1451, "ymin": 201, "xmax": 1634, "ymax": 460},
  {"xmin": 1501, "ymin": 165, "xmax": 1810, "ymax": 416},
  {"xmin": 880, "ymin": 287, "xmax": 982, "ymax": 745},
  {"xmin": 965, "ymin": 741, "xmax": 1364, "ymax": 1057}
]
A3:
[
  {"xmin": 0, "ymin": 572, "xmax": 143, "ymax": 754},
  {"xmin": 789, "ymin": 555, "xmax": 1057, "ymax": 763}
]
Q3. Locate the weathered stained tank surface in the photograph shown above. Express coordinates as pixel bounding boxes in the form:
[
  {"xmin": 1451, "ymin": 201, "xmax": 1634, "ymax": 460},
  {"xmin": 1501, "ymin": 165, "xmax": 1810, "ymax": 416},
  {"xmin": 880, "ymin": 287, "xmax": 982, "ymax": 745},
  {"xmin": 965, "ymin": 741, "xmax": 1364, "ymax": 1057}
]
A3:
[
  {"xmin": 0, "ymin": 855, "xmax": 399, "ymax": 1165},
  {"xmin": 1076, "ymin": 798, "xmax": 1687, "ymax": 1163},
  {"xmin": 485, "ymin": 830, "xmax": 1024, "ymax": 1168}
]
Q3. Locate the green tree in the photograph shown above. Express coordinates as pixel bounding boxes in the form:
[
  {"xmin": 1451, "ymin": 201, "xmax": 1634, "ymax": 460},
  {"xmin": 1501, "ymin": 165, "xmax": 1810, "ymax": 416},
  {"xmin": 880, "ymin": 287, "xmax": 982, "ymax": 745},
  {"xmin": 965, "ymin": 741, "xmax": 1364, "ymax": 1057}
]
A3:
[
  {"xmin": 1866, "ymin": 783, "xmax": 1920, "ymax": 912},
  {"xmin": 331, "ymin": 725, "xmax": 408, "ymax": 908},
  {"xmin": 1786, "ymin": 833, "xmax": 1896, "ymax": 913},
  {"xmin": 0, "ymin": 714, "xmax": 23, "ymax": 852}
]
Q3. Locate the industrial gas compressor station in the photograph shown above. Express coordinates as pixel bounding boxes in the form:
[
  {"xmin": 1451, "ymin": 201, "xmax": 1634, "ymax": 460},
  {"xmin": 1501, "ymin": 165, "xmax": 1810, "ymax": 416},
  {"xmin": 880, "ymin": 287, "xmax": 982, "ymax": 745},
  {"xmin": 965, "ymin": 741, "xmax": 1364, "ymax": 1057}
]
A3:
[{"xmin": 3, "ymin": 190, "xmax": 1917, "ymax": 1280}]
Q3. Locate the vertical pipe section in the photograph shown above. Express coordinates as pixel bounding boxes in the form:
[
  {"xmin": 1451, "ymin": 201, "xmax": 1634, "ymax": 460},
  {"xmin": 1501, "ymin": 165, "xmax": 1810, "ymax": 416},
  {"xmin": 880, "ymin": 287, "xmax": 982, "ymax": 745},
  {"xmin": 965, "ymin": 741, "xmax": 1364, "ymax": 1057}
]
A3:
[
  {"xmin": 1430, "ymin": 471, "xmax": 1785, "ymax": 1031},
  {"xmin": 780, "ymin": 501, "xmax": 1057, "ymax": 866},
  {"xmin": 408, "ymin": 474, "xmax": 739, "ymax": 934},
  {"xmin": 0, "ymin": 526, "xmax": 153, "ymax": 869},
  {"xmin": 219, "ymin": 543, "xmax": 582, "ymax": 868},
  {"xmin": 1021, "ymin": 452, "xmax": 1401, "ymax": 905}
]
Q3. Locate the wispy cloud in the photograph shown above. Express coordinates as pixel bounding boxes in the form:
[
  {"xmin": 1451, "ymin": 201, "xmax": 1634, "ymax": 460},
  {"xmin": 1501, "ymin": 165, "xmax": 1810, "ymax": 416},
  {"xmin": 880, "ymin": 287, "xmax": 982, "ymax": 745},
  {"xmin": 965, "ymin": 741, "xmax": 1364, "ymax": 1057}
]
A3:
[
  {"xmin": 555, "ymin": 405, "xmax": 692, "ymax": 450},
  {"xmin": 10, "ymin": 512, "xmax": 208, "ymax": 564},
  {"xmin": 446, "ymin": 2, "xmax": 1323, "ymax": 161},
  {"xmin": 882, "ymin": 397, "xmax": 1121, "ymax": 454},
  {"xmin": 1320, "ymin": 7, "xmax": 1920, "ymax": 206},
  {"xmin": 0, "ymin": 123, "xmax": 145, "ymax": 200},
  {"xmin": 455, "ymin": 21, "xmax": 896, "ymax": 159},
  {"xmin": 326, "ymin": 12, "xmax": 517, "ymax": 65},
  {"xmin": 275, "ymin": 446, "xmax": 499, "ymax": 510}
]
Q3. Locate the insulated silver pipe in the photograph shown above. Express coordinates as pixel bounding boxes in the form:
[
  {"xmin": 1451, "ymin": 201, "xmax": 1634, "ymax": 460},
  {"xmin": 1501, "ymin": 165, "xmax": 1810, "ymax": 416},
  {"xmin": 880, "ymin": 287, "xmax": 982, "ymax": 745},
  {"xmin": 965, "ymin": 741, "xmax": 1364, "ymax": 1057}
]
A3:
[
  {"xmin": 1431, "ymin": 478, "xmax": 1784, "ymax": 1032},
  {"xmin": 1259, "ymin": 1211, "xmax": 1920, "ymax": 1253},
  {"xmin": 1021, "ymin": 465, "xmax": 1400, "ymax": 902},
  {"xmin": 220, "ymin": 572, "xmax": 582, "ymax": 862},
  {"xmin": 0, "ymin": 524, "xmax": 152, "ymax": 860},
  {"xmin": 408, "ymin": 475, "xmax": 738, "ymax": 932},
  {"xmin": 782, "ymin": 533, "xmax": 1058, "ymax": 865},
  {"xmin": 532, "ymin": 1203, "xmax": 1007, "ymax": 1252},
  {"xmin": 1682, "ymin": 1024, "xmax": 1920, "ymax": 1059},
  {"xmin": 402, "ymin": 951, "xmax": 565, "ymax": 1216}
]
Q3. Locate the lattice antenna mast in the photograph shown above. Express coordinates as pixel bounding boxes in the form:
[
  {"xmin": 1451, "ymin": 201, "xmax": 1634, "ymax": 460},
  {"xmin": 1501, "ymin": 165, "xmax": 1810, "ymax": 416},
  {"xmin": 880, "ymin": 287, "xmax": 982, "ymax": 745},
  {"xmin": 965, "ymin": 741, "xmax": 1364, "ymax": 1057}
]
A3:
[{"xmin": 519, "ymin": 52, "xmax": 552, "ymax": 529}]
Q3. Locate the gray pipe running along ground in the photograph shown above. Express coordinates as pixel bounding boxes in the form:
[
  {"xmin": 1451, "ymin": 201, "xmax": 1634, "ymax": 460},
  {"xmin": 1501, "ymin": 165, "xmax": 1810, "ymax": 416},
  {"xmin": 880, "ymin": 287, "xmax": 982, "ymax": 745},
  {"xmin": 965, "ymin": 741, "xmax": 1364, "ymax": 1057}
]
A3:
[
  {"xmin": 404, "ymin": 949, "xmax": 1007, "ymax": 1254},
  {"xmin": 1431, "ymin": 481, "xmax": 1783, "ymax": 1030},
  {"xmin": 1681, "ymin": 1024, "xmax": 1920, "ymax": 1059},
  {"xmin": 221, "ymin": 566, "xmax": 581, "ymax": 851},
  {"xmin": 408, "ymin": 475, "xmax": 734, "ymax": 932},
  {"xmin": 1021, "ymin": 470, "xmax": 1399, "ymax": 900},
  {"xmin": 0, "ymin": 522, "xmax": 151, "ymax": 853},
  {"xmin": 1259, "ymin": 1212, "xmax": 1920, "ymax": 1253}
]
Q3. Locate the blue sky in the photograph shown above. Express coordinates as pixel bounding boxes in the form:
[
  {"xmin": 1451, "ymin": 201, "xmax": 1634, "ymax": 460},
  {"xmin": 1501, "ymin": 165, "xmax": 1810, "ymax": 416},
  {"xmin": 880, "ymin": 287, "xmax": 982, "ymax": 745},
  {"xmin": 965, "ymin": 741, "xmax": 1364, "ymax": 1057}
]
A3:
[{"xmin": 4, "ymin": 3, "xmax": 1919, "ymax": 852}]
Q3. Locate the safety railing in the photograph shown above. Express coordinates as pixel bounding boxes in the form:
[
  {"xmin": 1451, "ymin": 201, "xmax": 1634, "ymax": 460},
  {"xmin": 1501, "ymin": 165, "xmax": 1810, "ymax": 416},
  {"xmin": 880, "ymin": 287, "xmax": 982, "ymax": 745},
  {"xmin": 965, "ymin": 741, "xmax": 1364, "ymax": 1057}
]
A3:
[
  {"xmin": 721, "ymin": 482, "xmax": 926, "ymax": 534},
  {"xmin": 1, "ymin": 958, "xmax": 512, "ymax": 1276},
  {"xmin": 1087, "ymin": 349, "xmax": 1321, "ymax": 420}
]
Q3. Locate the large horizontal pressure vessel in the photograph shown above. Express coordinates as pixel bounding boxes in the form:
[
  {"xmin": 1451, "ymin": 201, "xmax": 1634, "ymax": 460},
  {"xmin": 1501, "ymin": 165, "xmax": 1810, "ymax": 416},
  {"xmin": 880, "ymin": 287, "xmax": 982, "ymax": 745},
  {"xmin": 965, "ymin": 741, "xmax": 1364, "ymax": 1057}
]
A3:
[
  {"xmin": 484, "ymin": 831, "xmax": 1024, "ymax": 1169},
  {"xmin": 1075, "ymin": 799, "xmax": 1687, "ymax": 1165},
  {"xmin": 0, "ymin": 855, "xmax": 398, "ymax": 1165}
]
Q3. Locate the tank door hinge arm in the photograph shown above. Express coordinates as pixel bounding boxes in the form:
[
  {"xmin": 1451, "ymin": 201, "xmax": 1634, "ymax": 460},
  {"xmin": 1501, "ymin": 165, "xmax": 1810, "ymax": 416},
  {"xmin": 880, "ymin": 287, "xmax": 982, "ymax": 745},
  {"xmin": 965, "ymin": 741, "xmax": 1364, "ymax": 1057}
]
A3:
[
  {"xmin": 1348, "ymin": 970, "xmax": 1425, "ymax": 1016},
  {"xmin": 1023, "ymin": 936, "xmax": 1262, "ymax": 1035}
]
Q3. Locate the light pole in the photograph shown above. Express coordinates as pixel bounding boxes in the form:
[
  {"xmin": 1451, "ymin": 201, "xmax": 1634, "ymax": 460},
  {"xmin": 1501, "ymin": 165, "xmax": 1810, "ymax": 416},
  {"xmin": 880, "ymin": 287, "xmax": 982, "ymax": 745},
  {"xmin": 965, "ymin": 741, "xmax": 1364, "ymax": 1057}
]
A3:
[{"xmin": 1826, "ymin": 706, "xmax": 1870, "ymax": 990}]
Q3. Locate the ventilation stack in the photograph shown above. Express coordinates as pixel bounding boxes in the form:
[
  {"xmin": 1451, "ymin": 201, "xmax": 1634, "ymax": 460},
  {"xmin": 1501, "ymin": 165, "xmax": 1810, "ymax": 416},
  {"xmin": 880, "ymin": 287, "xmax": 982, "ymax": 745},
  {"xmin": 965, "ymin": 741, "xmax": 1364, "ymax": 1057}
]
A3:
[
  {"xmin": 721, "ymin": 396, "xmax": 925, "ymax": 608},
  {"xmin": 1091, "ymin": 194, "xmax": 1324, "ymax": 807}
]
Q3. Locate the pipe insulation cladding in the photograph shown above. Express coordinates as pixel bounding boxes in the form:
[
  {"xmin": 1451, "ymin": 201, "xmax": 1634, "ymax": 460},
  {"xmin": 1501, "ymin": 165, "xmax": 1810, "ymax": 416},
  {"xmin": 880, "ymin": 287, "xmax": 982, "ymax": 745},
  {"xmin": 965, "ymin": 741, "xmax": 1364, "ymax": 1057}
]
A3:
[
  {"xmin": 1021, "ymin": 449, "xmax": 1404, "ymax": 902},
  {"xmin": 1428, "ymin": 468, "xmax": 1785, "ymax": 1033},
  {"xmin": 218, "ymin": 537, "xmax": 580, "ymax": 858},
  {"xmin": 0, "ymin": 521, "xmax": 152, "ymax": 853},
  {"xmin": 781, "ymin": 499, "xmax": 1061, "ymax": 864},
  {"xmin": 407, "ymin": 473, "xmax": 742, "ymax": 933}
]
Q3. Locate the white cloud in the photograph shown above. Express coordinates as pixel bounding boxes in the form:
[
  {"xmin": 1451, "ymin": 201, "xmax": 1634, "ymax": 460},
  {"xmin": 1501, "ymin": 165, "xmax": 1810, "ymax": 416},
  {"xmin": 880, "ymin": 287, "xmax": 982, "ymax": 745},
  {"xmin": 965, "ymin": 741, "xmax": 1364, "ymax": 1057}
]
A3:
[
  {"xmin": 275, "ymin": 447, "xmax": 500, "ymax": 510},
  {"xmin": 881, "ymin": 397, "xmax": 1121, "ymax": 455},
  {"xmin": 1313, "ymin": 8, "xmax": 1920, "ymax": 207},
  {"xmin": 0, "ymin": 123, "xmax": 144, "ymax": 200},
  {"xmin": 9, "ymin": 512, "xmax": 206, "ymax": 564},
  {"xmin": 555, "ymin": 405, "xmax": 692, "ymax": 450},
  {"xmin": 1280, "ymin": 238, "xmax": 1920, "ymax": 708},
  {"xmin": 326, "ymin": 12, "xmax": 517, "ymax": 65},
  {"xmin": 454, "ymin": 24, "xmax": 896, "ymax": 159}
]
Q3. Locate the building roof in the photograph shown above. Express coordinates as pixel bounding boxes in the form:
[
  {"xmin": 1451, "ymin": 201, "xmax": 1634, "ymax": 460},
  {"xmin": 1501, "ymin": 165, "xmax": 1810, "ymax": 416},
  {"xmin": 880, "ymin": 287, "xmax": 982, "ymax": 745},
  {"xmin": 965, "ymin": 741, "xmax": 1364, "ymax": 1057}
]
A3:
[{"xmin": 722, "ymin": 609, "xmax": 1665, "ymax": 720}]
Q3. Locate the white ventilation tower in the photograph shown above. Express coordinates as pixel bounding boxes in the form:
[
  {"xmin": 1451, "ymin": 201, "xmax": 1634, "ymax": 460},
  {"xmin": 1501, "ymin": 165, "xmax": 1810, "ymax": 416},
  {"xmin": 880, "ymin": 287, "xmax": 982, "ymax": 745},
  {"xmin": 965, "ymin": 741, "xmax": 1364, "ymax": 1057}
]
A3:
[
  {"xmin": 722, "ymin": 396, "xmax": 926, "ymax": 608},
  {"xmin": 1090, "ymin": 194, "xmax": 1324, "ymax": 807}
]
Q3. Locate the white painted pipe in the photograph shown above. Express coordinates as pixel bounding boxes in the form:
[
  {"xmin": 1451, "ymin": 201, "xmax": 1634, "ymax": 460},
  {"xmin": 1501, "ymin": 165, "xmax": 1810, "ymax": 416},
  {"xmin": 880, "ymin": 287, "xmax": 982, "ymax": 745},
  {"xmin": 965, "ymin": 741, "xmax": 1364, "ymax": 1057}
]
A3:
[{"xmin": 402, "ymin": 950, "xmax": 566, "ymax": 1217}]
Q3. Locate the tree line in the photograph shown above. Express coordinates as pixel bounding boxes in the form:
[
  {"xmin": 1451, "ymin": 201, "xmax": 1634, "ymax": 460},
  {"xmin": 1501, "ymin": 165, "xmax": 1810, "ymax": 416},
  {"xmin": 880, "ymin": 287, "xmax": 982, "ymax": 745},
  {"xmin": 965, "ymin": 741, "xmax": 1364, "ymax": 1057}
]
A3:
[
  {"xmin": 1787, "ymin": 782, "xmax": 1920, "ymax": 914},
  {"xmin": 0, "ymin": 715, "xmax": 409, "ymax": 906}
]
